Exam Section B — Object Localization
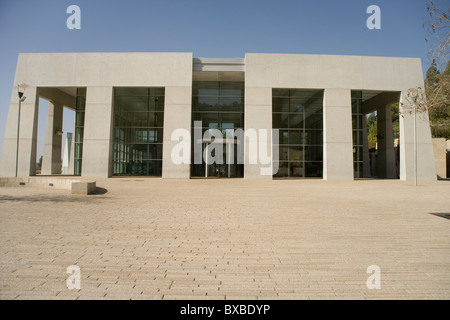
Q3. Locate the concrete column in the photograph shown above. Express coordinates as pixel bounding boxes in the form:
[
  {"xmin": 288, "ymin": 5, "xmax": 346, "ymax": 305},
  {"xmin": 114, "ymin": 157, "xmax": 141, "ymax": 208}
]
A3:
[
  {"xmin": 244, "ymin": 87, "xmax": 272, "ymax": 180},
  {"xmin": 81, "ymin": 87, "xmax": 113, "ymax": 178},
  {"xmin": 376, "ymin": 104, "xmax": 397, "ymax": 179},
  {"xmin": 323, "ymin": 88, "xmax": 354, "ymax": 180},
  {"xmin": 41, "ymin": 102, "xmax": 63, "ymax": 175},
  {"xmin": 362, "ymin": 114, "xmax": 371, "ymax": 178},
  {"xmin": 399, "ymin": 90, "xmax": 437, "ymax": 181},
  {"xmin": 68, "ymin": 116, "xmax": 76, "ymax": 175},
  {"xmin": 162, "ymin": 86, "xmax": 192, "ymax": 178},
  {"xmin": 0, "ymin": 86, "xmax": 39, "ymax": 177}
]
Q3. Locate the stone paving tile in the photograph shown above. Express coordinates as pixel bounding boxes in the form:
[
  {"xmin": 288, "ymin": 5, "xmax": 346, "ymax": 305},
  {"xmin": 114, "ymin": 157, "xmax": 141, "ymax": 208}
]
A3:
[{"xmin": 1, "ymin": 179, "xmax": 450, "ymax": 300}]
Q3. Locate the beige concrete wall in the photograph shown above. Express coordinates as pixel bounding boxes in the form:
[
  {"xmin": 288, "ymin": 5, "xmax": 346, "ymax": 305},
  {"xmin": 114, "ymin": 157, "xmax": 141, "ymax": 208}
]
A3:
[
  {"xmin": 162, "ymin": 86, "xmax": 192, "ymax": 179},
  {"xmin": 0, "ymin": 86, "xmax": 39, "ymax": 176},
  {"xmin": 41, "ymin": 101, "xmax": 63, "ymax": 175},
  {"xmin": 432, "ymin": 138, "xmax": 447, "ymax": 179},
  {"xmin": 13, "ymin": 52, "xmax": 193, "ymax": 87},
  {"xmin": 81, "ymin": 86, "xmax": 113, "ymax": 178},
  {"xmin": 399, "ymin": 90, "xmax": 437, "ymax": 181},
  {"xmin": 244, "ymin": 87, "xmax": 273, "ymax": 179},
  {"xmin": 245, "ymin": 54, "xmax": 423, "ymax": 91},
  {"xmin": 1, "ymin": 52, "xmax": 436, "ymax": 181},
  {"xmin": 323, "ymin": 89, "xmax": 354, "ymax": 180},
  {"xmin": 245, "ymin": 53, "xmax": 435, "ymax": 181},
  {"xmin": 1, "ymin": 52, "xmax": 193, "ymax": 178}
]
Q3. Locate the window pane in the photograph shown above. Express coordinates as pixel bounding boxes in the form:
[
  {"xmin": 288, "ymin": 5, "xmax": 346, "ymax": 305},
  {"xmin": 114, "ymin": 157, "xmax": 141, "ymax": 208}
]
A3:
[
  {"xmin": 220, "ymin": 82, "xmax": 244, "ymax": 96},
  {"xmin": 220, "ymin": 96, "xmax": 243, "ymax": 112},
  {"xmin": 220, "ymin": 113, "xmax": 243, "ymax": 128},
  {"xmin": 273, "ymin": 97, "xmax": 289, "ymax": 113},
  {"xmin": 304, "ymin": 113, "xmax": 323, "ymax": 129},
  {"xmin": 279, "ymin": 130, "xmax": 289, "ymax": 144},
  {"xmin": 192, "ymin": 82, "xmax": 244, "ymax": 178},
  {"xmin": 289, "ymin": 113, "xmax": 304, "ymax": 128},
  {"xmin": 289, "ymin": 130, "xmax": 303, "ymax": 145},
  {"xmin": 193, "ymin": 112, "xmax": 219, "ymax": 128},
  {"xmin": 192, "ymin": 82, "xmax": 219, "ymax": 96},
  {"xmin": 278, "ymin": 146, "xmax": 289, "ymax": 161},
  {"xmin": 305, "ymin": 130, "xmax": 323, "ymax": 145},
  {"xmin": 273, "ymin": 113, "xmax": 289, "ymax": 129},
  {"xmin": 305, "ymin": 146, "xmax": 323, "ymax": 161},
  {"xmin": 289, "ymin": 146, "xmax": 303, "ymax": 161},
  {"xmin": 274, "ymin": 161, "xmax": 289, "ymax": 177},
  {"xmin": 290, "ymin": 162, "xmax": 304, "ymax": 177},
  {"xmin": 272, "ymin": 89, "xmax": 323, "ymax": 178},
  {"xmin": 115, "ymin": 87, "xmax": 149, "ymax": 96},
  {"xmin": 289, "ymin": 99, "xmax": 305, "ymax": 113},
  {"xmin": 305, "ymin": 162, "xmax": 323, "ymax": 177},
  {"xmin": 193, "ymin": 96, "xmax": 219, "ymax": 112},
  {"xmin": 113, "ymin": 87, "xmax": 165, "ymax": 176}
]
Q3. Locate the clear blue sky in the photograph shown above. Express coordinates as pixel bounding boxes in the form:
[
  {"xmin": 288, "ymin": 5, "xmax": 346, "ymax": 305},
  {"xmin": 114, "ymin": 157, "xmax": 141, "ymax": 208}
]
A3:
[{"xmin": 0, "ymin": 0, "xmax": 435, "ymax": 161}]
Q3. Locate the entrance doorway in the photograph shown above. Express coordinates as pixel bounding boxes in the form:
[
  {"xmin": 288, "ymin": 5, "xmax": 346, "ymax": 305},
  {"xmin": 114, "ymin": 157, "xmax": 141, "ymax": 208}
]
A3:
[{"xmin": 202, "ymin": 140, "xmax": 243, "ymax": 178}]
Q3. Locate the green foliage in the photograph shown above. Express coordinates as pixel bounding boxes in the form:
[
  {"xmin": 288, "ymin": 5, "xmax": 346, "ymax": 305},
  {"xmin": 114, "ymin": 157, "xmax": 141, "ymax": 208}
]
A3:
[
  {"xmin": 366, "ymin": 104, "xmax": 399, "ymax": 150},
  {"xmin": 367, "ymin": 112, "xmax": 377, "ymax": 149},
  {"xmin": 425, "ymin": 60, "xmax": 450, "ymax": 139}
]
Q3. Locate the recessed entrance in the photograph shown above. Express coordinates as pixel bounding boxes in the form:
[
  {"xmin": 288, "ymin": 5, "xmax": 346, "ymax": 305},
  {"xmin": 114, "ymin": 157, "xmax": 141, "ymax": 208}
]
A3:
[{"xmin": 191, "ymin": 81, "xmax": 244, "ymax": 178}]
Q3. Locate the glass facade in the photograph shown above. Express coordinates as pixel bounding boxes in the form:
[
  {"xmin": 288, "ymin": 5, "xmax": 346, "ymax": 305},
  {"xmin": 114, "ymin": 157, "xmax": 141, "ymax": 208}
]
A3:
[
  {"xmin": 191, "ymin": 81, "xmax": 244, "ymax": 178},
  {"xmin": 272, "ymin": 89, "xmax": 323, "ymax": 178},
  {"xmin": 73, "ymin": 87, "xmax": 86, "ymax": 176},
  {"xmin": 113, "ymin": 88, "xmax": 164, "ymax": 176},
  {"xmin": 351, "ymin": 91, "xmax": 364, "ymax": 178}
]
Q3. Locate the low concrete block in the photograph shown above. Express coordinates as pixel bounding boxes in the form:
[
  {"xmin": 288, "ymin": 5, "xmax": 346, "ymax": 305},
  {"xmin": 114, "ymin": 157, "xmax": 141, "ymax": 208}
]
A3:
[{"xmin": 71, "ymin": 181, "xmax": 96, "ymax": 195}]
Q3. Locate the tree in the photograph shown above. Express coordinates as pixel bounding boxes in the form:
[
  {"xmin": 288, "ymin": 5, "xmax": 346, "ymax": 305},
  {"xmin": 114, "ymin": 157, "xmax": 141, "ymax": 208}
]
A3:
[
  {"xmin": 425, "ymin": 60, "xmax": 450, "ymax": 139},
  {"xmin": 367, "ymin": 113, "xmax": 377, "ymax": 150},
  {"xmin": 37, "ymin": 155, "xmax": 43, "ymax": 171},
  {"xmin": 423, "ymin": 0, "xmax": 449, "ymax": 68},
  {"xmin": 423, "ymin": 1, "xmax": 450, "ymax": 139},
  {"xmin": 425, "ymin": 59, "xmax": 441, "ymax": 87}
]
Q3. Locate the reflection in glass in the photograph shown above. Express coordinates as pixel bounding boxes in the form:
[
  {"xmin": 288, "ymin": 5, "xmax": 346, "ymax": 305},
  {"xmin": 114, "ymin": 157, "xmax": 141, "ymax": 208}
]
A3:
[
  {"xmin": 113, "ymin": 87, "xmax": 165, "ymax": 176},
  {"xmin": 74, "ymin": 88, "xmax": 86, "ymax": 176},
  {"xmin": 351, "ymin": 91, "xmax": 364, "ymax": 178},
  {"xmin": 191, "ymin": 82, "xmax": 244, "ymax": 178},
  {"xmin": 272, "ymin": 89, "xmax": 323, "ymax": 178}
]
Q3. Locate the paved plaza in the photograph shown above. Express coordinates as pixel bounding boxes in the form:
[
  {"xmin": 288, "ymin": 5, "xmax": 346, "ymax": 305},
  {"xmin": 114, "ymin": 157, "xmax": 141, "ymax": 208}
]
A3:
[{"xmin": 0, "ymin": 178, "xmax": 449, "ymax": 300}]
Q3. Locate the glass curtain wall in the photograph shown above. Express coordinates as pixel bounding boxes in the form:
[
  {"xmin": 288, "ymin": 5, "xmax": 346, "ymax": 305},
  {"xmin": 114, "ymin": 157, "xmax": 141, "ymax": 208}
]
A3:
[
  {"xmin": 272, "ymin": 89, "xmax": 323, "ymax": 178},
  {"xmin": 351, "ymin": 91, "xmax": 364, "ymax": 178},
  {"xmin": 191, "ymin": 81, "xmax": 244, "ymax": 178},
  {"xmin": 113, "ymin": 88, "xmax": 164, "ymax": 176},
  {"xmin": 73, "ymin": 87, "xmax": 86, "ymax": 176}
]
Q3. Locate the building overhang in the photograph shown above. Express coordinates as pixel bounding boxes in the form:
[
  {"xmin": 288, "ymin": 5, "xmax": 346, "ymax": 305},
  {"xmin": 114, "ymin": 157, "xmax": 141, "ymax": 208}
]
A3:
[{"xmin": 193, "ymin": 57, "xmax": 245, "ymax": 82}]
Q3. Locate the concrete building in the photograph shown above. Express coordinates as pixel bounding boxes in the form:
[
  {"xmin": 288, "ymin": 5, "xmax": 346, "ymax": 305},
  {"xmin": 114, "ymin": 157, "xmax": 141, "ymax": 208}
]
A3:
[{"xmin": 0, "ymin": 52, "xmax": 437, "ymax": 180}]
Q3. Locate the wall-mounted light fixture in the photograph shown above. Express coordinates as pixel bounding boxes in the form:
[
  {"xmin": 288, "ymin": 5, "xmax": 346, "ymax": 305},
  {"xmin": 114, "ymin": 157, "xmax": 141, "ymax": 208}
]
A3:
[{"xmin": 15, "ymin": 83, "xmax": 28, "ymax": 177}]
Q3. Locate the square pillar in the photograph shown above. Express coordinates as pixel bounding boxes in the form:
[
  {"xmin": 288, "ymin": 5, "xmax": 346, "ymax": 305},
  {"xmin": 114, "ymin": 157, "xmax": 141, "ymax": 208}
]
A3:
[
  {"xmin": 41, "ymin": 101, "xmax": 63, "ymax": 175},
  {"xmin": 81, "ymin": 86, "xmax": 113, "ymax": 178},
  {"xmin": 68, "ymin": 116, "xmax": 76, "ymax": 175},
  {"xmin": 244, "ymin": 87, "xmax": 273, "ymax": 180},
  {"xmin": 362, "ymin": 114, "xmax": 371, "ymax": 178},
  {"xmin": 323, "ymin": 88, "xmax": 354, "ymax": 180},
  {"xmin": 399, "ymin": 90, "xmax": 437, "ymax": 180},
  {"xmin": 377, "ymin": 104, "xmax": 397, "ymax": 179},
  {"xmin": 0, "ymin": 86, "xmax": 39, "ymax": 177},
  {"xmin": 162, "ymin": 86, "xmax": 192, "ymax": 179}
]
